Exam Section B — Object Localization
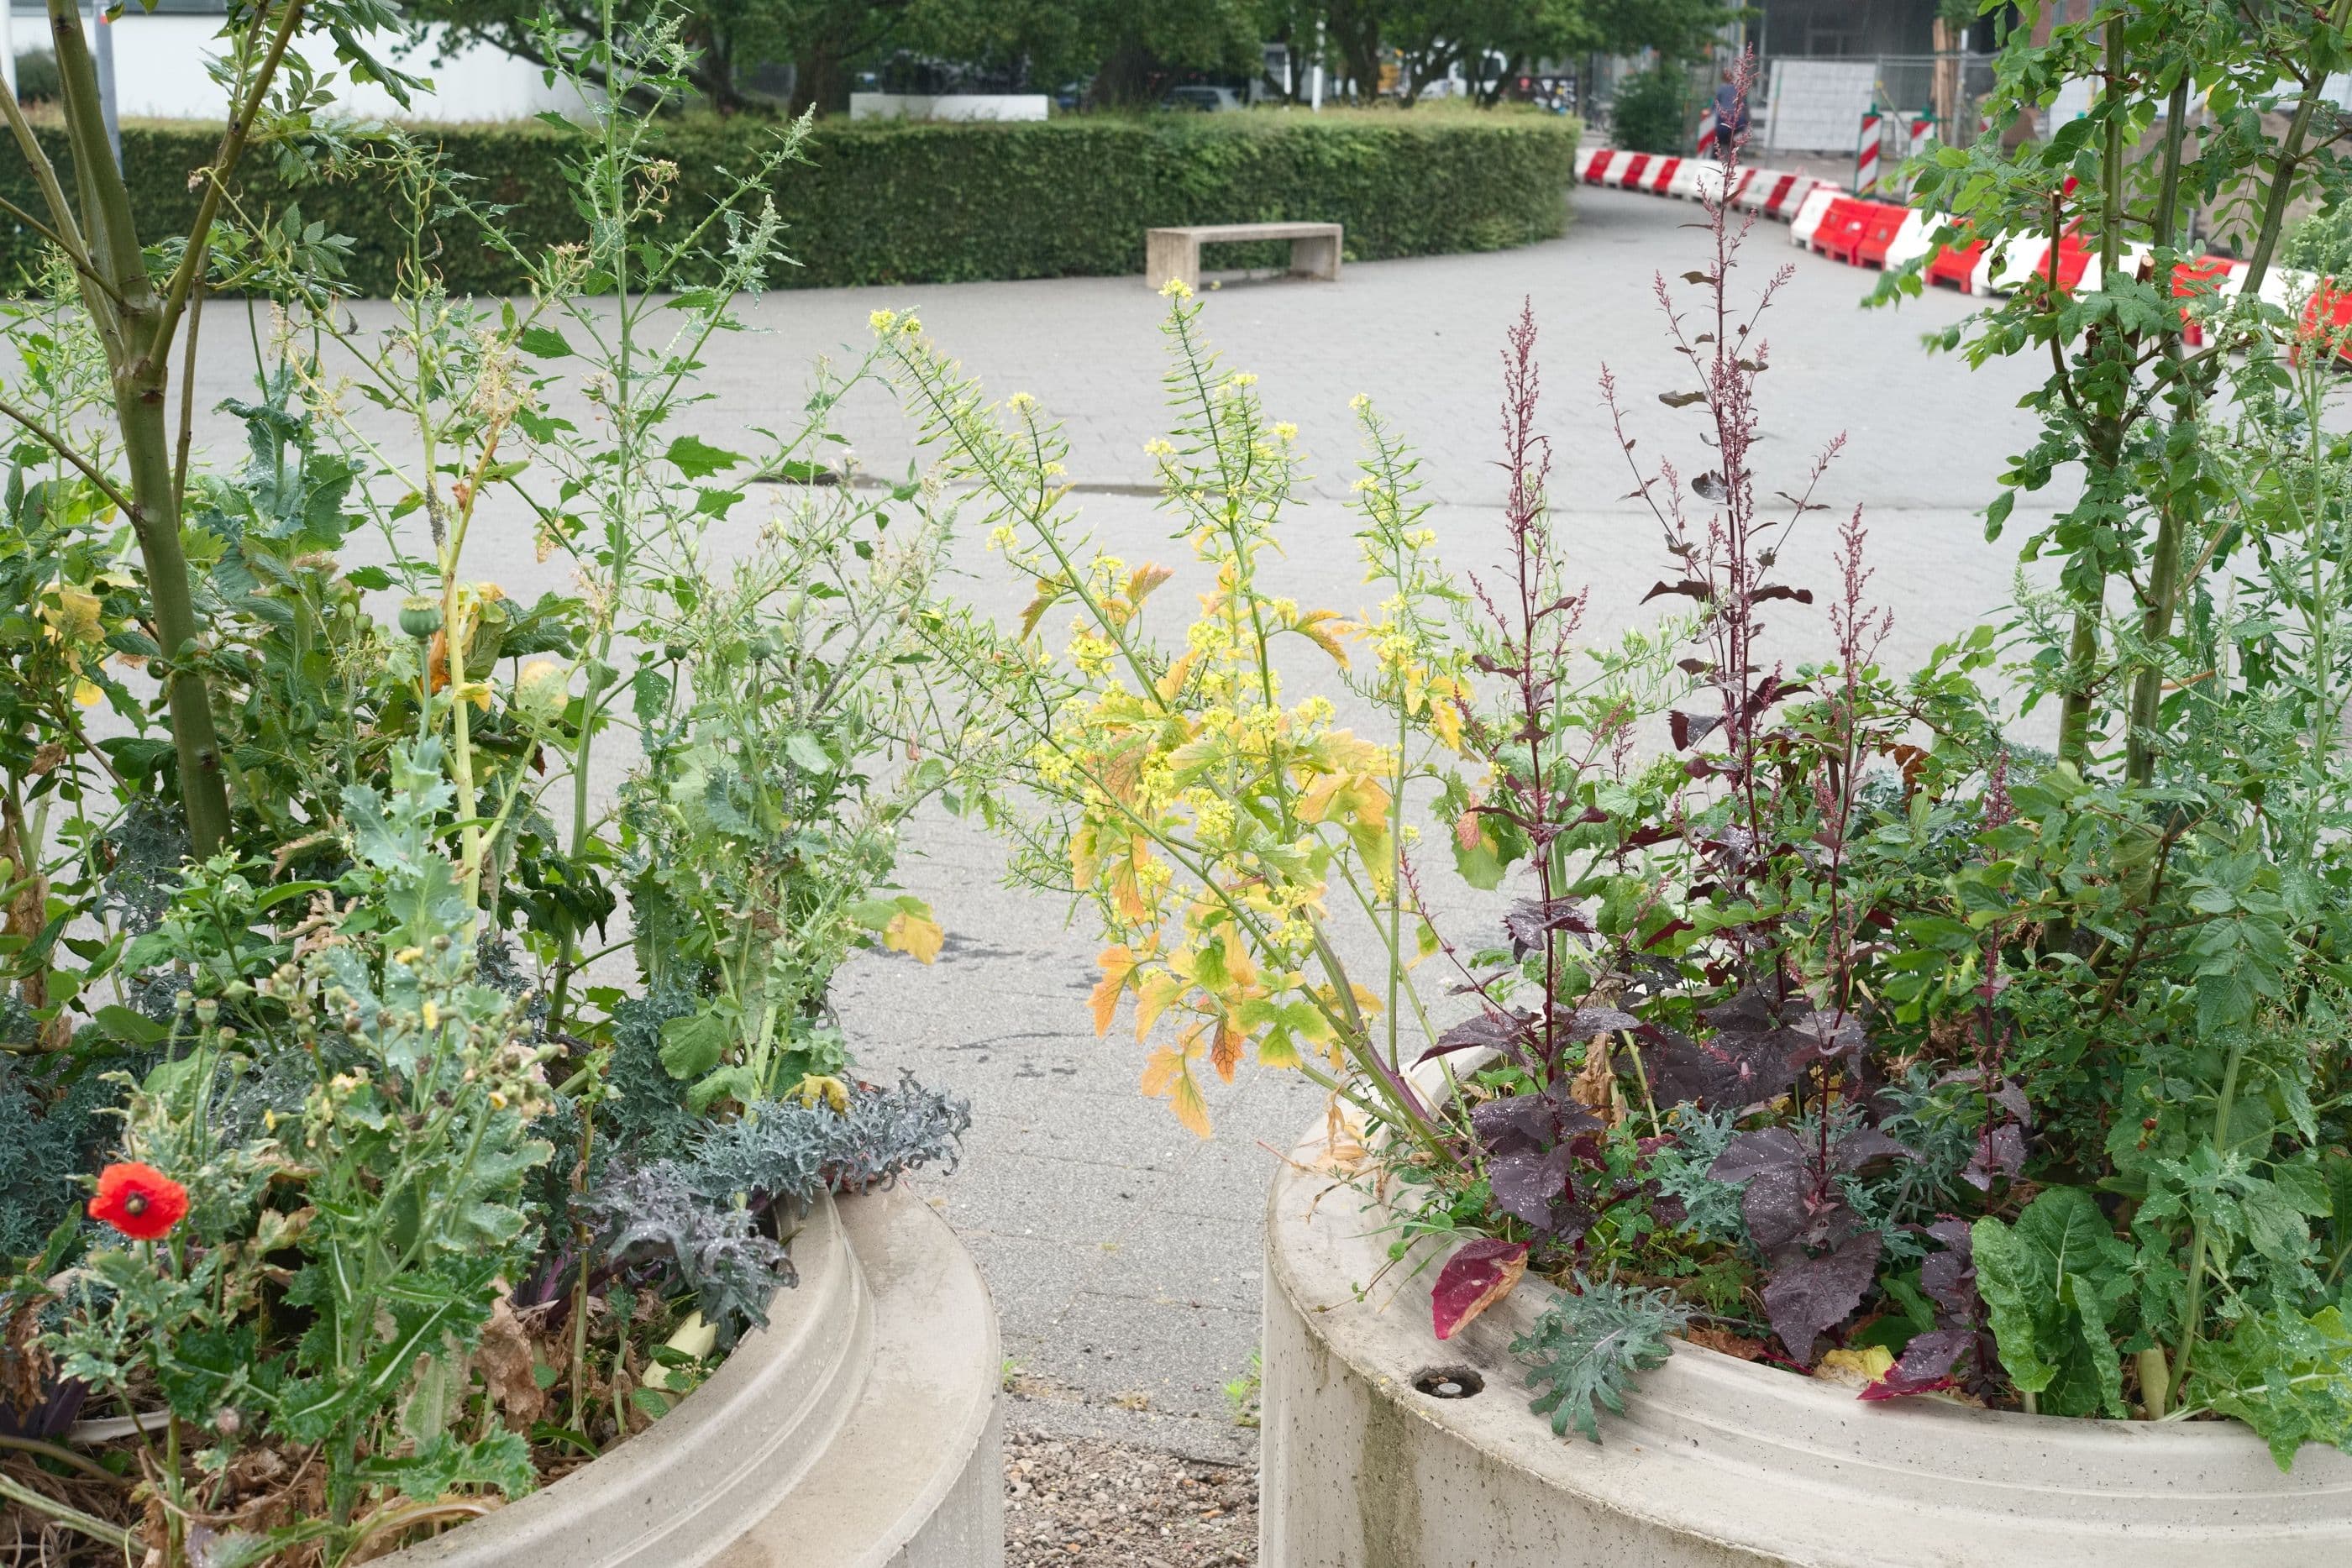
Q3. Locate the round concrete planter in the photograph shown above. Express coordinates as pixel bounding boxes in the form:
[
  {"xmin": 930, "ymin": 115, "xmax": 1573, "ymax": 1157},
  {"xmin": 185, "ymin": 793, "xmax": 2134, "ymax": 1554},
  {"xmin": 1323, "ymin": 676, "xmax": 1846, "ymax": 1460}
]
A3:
[
  {"xmin": 1262, "ymin": 1121, "xmax": 2352, "ymax": 1567},
  {"xmin": 385, "ymin": 1183, "xmax": 1001, "ymax": 1568}
]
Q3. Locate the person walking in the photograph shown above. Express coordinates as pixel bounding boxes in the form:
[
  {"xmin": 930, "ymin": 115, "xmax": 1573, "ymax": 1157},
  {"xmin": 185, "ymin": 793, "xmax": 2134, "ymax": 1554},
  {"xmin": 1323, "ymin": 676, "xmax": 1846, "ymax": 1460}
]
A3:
[{"xmin": 1712, "ymin": 69, "xmax": 1748, "ymax": 160}]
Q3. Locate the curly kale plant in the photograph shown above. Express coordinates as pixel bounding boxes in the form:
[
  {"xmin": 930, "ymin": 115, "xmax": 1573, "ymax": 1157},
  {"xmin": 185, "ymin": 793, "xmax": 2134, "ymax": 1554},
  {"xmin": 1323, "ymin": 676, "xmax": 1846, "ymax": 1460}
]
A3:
[{"xmin": 587, "ymin": 1072, "xmax": 970, "ymax": 1345}]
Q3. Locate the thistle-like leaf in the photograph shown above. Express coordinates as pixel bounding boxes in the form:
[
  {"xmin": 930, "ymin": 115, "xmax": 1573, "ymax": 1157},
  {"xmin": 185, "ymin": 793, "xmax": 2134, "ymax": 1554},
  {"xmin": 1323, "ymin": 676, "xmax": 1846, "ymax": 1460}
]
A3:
[{"xmin": 1512, "ymin": 1278, "xmax": 1691, "ymax": 1443}]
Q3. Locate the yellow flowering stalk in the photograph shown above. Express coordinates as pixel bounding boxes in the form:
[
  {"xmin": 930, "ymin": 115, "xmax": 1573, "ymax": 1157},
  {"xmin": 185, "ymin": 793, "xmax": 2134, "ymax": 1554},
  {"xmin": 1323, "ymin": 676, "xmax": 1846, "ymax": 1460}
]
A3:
[{"xmin": 879, "ymin": 295, "xmax": 1456, "ymax": 1157}]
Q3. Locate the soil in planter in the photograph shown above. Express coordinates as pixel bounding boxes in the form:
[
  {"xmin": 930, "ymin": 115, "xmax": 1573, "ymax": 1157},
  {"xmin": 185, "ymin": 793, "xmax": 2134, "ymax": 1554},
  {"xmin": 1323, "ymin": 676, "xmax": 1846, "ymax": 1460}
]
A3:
[{"xmin": 1004, "ymin": 1429, "xmax": 1257, "ymax": 1566}]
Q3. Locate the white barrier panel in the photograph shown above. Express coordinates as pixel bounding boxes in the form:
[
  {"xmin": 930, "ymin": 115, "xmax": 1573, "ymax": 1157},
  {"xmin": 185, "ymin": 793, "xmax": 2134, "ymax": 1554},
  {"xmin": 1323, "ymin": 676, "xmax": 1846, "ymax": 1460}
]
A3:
[
  {"xmin": 1763, "ymin": 59, "xmax": 1878, "ymax": 152},
  {"xmin": 1668, "ymin": 159, "xmax": 1709, "ymax": 199},
  {"xmin": 1881, "ymin": 210, "xmax": 1932, "ymax": 270},
  {"xmin": 1974, "ymin": 236, "xmax": 2051, "ymax": 296},
  {"xmin": 849, "ymin": 93, "xmax": 1050, "ymax": 122},
  {"xmin": 1789, "ymin": 186, "xmax": 1841, "ymax": 249}
]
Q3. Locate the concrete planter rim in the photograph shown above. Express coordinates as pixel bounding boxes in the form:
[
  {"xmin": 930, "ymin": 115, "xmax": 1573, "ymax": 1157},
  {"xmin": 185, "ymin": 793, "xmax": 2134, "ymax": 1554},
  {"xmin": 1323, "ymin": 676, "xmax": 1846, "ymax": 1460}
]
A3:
[
  {"xmin": 1262, "ymin": 1115, "xmax": 2352, "ymax": 1566},
  {"xmin": 380, "ymin": 1183, "xmax": 1002, "ymax": 1567}
]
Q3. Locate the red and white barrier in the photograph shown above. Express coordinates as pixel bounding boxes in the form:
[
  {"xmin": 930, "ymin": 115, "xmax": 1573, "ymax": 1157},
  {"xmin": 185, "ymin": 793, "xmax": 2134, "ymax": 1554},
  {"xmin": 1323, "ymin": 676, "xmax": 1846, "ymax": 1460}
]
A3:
[
  {"xmin": 1583, "ymin": 138, "xmax": 2276, "ymax": 344},
  {"xmin": 1789, "ymin": 185, "xmax": 1842, "ymax": 249}
]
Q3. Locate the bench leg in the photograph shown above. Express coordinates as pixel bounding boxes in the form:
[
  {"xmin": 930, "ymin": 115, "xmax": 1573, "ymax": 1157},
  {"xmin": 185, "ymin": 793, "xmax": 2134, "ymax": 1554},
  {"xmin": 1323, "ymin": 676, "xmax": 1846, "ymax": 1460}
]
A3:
[
  {"xmin": 1147, "ymin": 232, "xmax": 1200, "ymax": 293},
  {"xmin": 1289, "ymin": 233, "xmax": 1341, "ymax": 282}
]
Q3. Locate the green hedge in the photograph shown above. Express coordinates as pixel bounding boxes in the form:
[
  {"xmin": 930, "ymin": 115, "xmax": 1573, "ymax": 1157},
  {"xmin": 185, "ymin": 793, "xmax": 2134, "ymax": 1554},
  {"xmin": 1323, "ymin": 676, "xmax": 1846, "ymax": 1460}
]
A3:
[{"xmin": 1, "ymin": 112, "xmax": 1578, "ymax": 296}]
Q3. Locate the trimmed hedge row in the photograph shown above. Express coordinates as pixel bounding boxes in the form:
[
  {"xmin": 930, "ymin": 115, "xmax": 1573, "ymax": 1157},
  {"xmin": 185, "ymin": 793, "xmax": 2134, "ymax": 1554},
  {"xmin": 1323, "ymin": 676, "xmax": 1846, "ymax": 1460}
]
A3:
[{"xmin": 1, "ymin": 113, "xmax": 1578, "ymax": 296}]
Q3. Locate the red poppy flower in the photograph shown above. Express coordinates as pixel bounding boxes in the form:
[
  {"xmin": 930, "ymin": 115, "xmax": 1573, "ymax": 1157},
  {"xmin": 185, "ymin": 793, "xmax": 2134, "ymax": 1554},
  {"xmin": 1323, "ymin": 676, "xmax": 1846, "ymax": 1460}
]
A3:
[{"xmin": 88, "ymin": 1162, "xmax": 189, "ymax": 1241}]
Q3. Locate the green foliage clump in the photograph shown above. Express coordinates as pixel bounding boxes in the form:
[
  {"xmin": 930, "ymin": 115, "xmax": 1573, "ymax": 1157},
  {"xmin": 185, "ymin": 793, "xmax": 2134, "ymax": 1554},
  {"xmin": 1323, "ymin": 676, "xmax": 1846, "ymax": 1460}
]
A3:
[
  {"xmin": 1608, "ymin": 66, "xmax": 1689, "ymax": 153},
  {"xmin": 0, "ymin": 112, "xmax": 1578, "ymax": 296}
]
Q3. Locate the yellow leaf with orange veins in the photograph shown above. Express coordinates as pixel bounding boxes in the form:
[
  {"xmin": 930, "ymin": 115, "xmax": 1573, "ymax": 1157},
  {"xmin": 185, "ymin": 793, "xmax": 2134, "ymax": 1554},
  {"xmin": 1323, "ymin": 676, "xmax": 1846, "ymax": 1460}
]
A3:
[
  {"xmin": 1209, "ymin": 1016, "xmax": 1247, "ymax": 1082},
  {"xmin": 1291, "ymin": 608, "xmax": 1352, "ymax": 666},
  {"xmin": 1019, "ymin": 581, "xmax": 1061, "ymax": 640},
  {"xmin": 1069, "ymin": 821, "xmax": 1100, "ymax": 891},
  {"xmin": 1140, "ymin": 1040, "xmax": 1213, "ymax": 1137},
  {"xmin": 1126, "ymin": 562, "xmax": 1174, "ymax": 606},
  {"xmin": 1133, "ymin": 970, "xmax": 1187, "ymax": 1041},
  {"xmin": 1090, "ymin": 946, "xmax": 1138, "ymax": 1036},
  {"xmin": 883, "ymin": 910, "xmax": 945, "ymax": 964},
  {"xmin": 1155, "ymin": 648, "xmax": 1197, "ymax": 703}
]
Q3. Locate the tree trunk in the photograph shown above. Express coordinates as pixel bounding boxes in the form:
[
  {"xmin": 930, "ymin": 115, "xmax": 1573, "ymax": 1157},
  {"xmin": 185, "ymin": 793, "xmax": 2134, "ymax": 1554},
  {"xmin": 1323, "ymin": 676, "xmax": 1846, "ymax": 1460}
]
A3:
[
  {"xmin": 1089, "ymin": 33, "xmax": 1159, "ymax": 108},
  {"xmin": 789, "ymin": 43, "xmax": 848, "ymax": 117},
  {"xmin": 46, "ymin": 0, "xmax": 232, "ymax": 853}
]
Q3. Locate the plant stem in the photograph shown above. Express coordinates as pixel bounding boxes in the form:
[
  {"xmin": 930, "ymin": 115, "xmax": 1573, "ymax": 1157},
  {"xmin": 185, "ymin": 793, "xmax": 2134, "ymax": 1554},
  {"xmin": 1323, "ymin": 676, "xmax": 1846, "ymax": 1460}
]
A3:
[{"xmin": 0, "ymin": 1471, "xmax": 135, "ymax": 1555}]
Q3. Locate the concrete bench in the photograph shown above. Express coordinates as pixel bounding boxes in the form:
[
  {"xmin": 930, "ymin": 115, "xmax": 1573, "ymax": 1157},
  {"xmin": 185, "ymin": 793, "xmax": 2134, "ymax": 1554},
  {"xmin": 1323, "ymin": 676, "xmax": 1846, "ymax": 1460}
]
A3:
[{"xmin": 1145, "ymin": 222, "xmax": 1342, "ymax": 292}]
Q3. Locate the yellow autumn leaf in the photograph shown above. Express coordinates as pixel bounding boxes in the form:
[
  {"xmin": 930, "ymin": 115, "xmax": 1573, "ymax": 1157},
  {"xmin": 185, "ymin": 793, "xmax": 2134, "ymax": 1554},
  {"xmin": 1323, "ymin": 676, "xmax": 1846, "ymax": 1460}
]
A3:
[
  {"xmin": 73, "ymin": 679, "xmax": 102, "ymax": 707},
  {"xmin": 1140, "ymin": 1040, "xmax": 1212, "ymax": 1137},
  {"xmin": 883, "ymin": 910, "xmax": 945, "ymax": 964},
  {"xmin": 1814, "ymin": 1345, "xmax": 1896, "ymax": 1389},
  {"xmin": 1132, "ymin": 969, "xmax": 1187, "ymax": 1042},
  {"xmin": 791, "ymin": 1073, "xmax": 851, "ymax": 1113},
  {"xmin": 1289, "ymin": 607, "xmax": 1352, "ymax": 666},
  {"xmin": 1090, "ymin": 946, "xmax": 1138, "ymax": 1035},
  {"xmin": 1126, "ymin": 562, "xmax": 1174, "ymax": 606},
  {"xmin": 41, "ymin": 585, "xmax": 103, "ymax": 646}
]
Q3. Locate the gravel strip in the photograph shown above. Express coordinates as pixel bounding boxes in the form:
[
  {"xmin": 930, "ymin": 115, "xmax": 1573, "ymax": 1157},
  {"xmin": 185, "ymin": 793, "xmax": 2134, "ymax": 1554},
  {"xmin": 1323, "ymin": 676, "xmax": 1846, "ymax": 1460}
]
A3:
[{"xmin": 1004, "ymin": 1429, "xmax": 1257, "ymax": 1565}]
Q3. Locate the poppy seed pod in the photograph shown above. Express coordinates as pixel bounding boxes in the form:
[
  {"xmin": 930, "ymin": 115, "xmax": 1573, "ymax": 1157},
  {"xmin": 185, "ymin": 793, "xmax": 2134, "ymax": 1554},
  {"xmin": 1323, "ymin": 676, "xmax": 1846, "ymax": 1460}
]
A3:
[{"xmin": 399, "ymin": 595, "xmax": 444, "ymax": 640}]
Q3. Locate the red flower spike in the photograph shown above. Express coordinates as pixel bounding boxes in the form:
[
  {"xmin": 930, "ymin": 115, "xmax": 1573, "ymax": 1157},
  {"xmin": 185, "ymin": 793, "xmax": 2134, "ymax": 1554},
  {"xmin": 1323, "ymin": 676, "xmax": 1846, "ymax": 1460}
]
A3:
[{"xmin": 89, "ymin": 1162, "xmax": 189, "ymax": 1240}]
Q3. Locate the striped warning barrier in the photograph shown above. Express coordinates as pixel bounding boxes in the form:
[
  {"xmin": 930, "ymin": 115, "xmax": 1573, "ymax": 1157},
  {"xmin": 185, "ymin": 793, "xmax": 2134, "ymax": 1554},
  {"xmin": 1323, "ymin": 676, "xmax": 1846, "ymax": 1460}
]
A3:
[
  {"xmin": 1612, "ymin": 153, "xmax": 1652, "ymax": 190},
  {"xmin": 1811, "ymin": 197, "xmax": 1878, "ymax": 265},
  {"xmin": 1868, "ymin": 207, "xmax": 1929, "ymax": 270},
  {"xmin": 1789, "ymin": 184, "xmax": 1843, "ymax": 249},
  {"xmin": 1856, "ymin": 109, "xmax": 1883, "ymax": 196},
  {"xmin": 1667, "ymin": 158, "xmax": 1710, "ymax": 199},
  {"xmin": 1643, "ymin": 155, "xmax": 1683, "ymax": 196}
]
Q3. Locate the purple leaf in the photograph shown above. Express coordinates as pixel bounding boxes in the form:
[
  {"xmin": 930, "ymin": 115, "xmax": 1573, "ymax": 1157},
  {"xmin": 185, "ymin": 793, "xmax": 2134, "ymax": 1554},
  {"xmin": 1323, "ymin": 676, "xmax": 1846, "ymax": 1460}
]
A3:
[
  {"xmin": 1419, "ymin": 1009, "xmax": 1532, "ymax": 1065},
  {"xmin": 1488, "ymin": 1149, "xmax": 1572, "ymax": 1228},
  {"xmin": 1431, "ymin": 1239, "xmax": 1530, "ymax": 1340},
  {"xmin": 1640, "ymin": 1029, "xmax": 1803, "ymax": 1110},
  {"xmin": 1668, "ymin": 709, "xmax": 1725, "ymax": 750},
  {"xmin": 1557, "ymin": 1005, "xmax": 1644, "ymax": 1040},
  {"xmin": 1708, "ymin": 1128, "xmax": 1827, "ymax": 1253},
  {"xmin": 1920, "ymin": 1230, "xmax": 1977, "ymax": 1321},
  {"xmin": 1962, "ymin": 1123, "xmax": 2025, "ymax": 1192},
  {"xmin": 1856, "ymin": 1327, "xmax": 1976, "ymax": 1400},
  {"xmin": 1641, "ymin": 578, "xmax": 1714, "ymax": 603},
  {"xmin": 1830, "ymin": 1126, "xmax": 1915, "ymax": 1173},
  {"xmin": 1761, "ymin": 1230, "xmax": 1883, "ymax": 1364},
  {"xmin": 1503, "ymin": 899, "xmax": 1596, "ymax": 960},
  {"xmin": 1472, "ymin": 1095, "xmax": 1562, "ymax": 1156},
  {"xmin": 1749, "ymin": 585, "xmax": 1815, "ymax": 606},
  {"xmin": 1706, "ymin": 1126, "xmax": 1805, "ymax": 1185},
  {"xmin": 1785, "ymin": 1009, "xmax": 1869, "ymax": 1071}
]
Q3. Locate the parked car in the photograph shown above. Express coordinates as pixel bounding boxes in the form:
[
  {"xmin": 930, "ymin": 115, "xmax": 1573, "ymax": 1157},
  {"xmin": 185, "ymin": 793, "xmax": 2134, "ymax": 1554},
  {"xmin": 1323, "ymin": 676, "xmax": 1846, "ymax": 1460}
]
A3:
[{"xmin": 1163, "ymin": 85, "xmax": 1242, "ymax": 113}]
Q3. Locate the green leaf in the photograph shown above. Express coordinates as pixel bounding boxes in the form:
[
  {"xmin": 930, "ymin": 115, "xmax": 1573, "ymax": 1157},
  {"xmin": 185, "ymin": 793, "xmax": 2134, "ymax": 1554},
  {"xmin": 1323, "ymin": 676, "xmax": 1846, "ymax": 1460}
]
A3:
[
  {"xmin": 92, "ymin": 1004, "xmax": 166, "ymax": 1046},
  {"xmin": 664, "ymin": 435, "xmax": 746, "ymax": 480},
  {"xmin": 659, "ymin": 1009, "xmax": 730, "ymax": 1082},
  {"xmin": 784, "ymin": 732, "xmax": 834, "ymax": 774},
  {"xmin": 517, "ymin": 324, "xmax": 575, "ymax": 359},
  {"xmin": 1511, "ymin": 1277, "xmax": 1689, "ymax": 1443},
  {"xmin": 1973, "ymin": 1188, "xmax": 2138, "ymax": 1416},
  {"xmin": 2198, "ymin": 1306, "xmax": 2352, "ymax": 1468}
]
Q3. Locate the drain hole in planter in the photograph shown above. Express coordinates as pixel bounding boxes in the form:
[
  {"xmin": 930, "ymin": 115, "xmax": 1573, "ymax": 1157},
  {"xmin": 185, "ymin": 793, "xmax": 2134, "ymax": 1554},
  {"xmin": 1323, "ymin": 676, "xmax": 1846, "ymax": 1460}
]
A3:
[{"xmin": 1412, "ymin": 1366, "xmax": 1484, "ymax": 1400}]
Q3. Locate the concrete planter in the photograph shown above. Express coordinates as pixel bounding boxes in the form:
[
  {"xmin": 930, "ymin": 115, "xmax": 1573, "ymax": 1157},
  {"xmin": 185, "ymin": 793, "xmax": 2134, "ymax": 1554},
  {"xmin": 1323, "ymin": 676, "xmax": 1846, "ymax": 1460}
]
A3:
[
  {"xmin": 1262, "ymin": 1122, "xmax": 2352, "ymax": 1567},
  {"xmin": 386, "ymin": 1183, "xmax": 1001, "ymax": 1568}
]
